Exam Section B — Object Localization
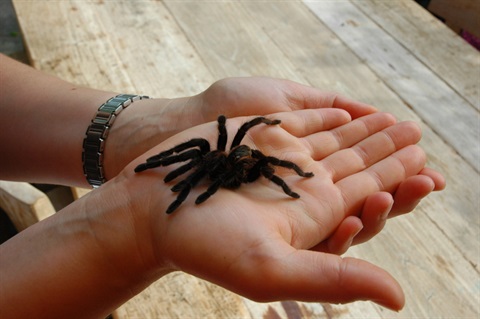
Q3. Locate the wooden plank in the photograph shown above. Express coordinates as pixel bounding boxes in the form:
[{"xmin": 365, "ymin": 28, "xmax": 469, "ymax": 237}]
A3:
[
  {"xmin": 86, "ymin": 0, "xmax": 214, "ymax": 97},
  {"xmin": 236, "ymin": 1, "xmax": 407, "ymax": 107},
  {"xmin": 113, "ymin": 273, "xmax": 251, "ymax": 318},
  {"xmin": 13, "ymin": 1, "xmax": 136, "ymax": 93},
  {"xmin": 347, "ymin": 211, "xmax": 480, "ymax": 318},
  {"xmin": 13, "ymin": 0, "xmax": 213, "ymax": 97},
  {"xmin": 113, "ymin": 273, "xmax": 378, "ymax": 318},
  {"xmin": 305, "ymin": 0, "xmax": 480, "ymax": 172},
  {"xmin": 70, "ymin": 187, "xmax": 90, "ymax": 201},
  {"xmin": 0, "ymin": 181, "xmax": 55, "ymax": 231},
  {"xmin": 414, "ymin": 126, "xmax": 479, "ymax": 269},
  {"xmin": 163, "ymin": 1, "xmax": 306, "ymax": 83},
  {"xmin": 353, "ymin": 0, "xmax": 480, "ymax": 111}
]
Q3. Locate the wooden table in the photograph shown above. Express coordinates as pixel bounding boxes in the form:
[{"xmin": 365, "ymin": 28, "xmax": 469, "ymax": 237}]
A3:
[{"xmin": 11, "ymin": 1, "xmax": 479, "ymax": 317}]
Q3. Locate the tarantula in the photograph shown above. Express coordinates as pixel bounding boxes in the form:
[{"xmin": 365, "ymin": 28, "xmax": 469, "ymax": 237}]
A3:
[{"xmin": 134, "ymin": 115, "xmax": 314, "ymax": 214}]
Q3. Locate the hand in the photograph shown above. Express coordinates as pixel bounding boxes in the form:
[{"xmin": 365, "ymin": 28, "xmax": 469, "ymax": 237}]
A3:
[
  {"xmin": 107, "ymin": 77, "xmax": 445, "ymax": 253},
  {"xmin": 199, "ymin": 78, "xmax": 445, "ymax": 251},
  {"xmin": 197, "ymin": 77, "xmax": 379, "ymax": 120},
  {"xmin": 105, "ymin": 77, "xmax": 379, "ymax": 176},
  {"xmin": 111, "ymin": 109, "xmax": 435, "ymax": 310},
  {"xmin": 323, "ymin": 166, "xmax": 445, "ymax": 254}
]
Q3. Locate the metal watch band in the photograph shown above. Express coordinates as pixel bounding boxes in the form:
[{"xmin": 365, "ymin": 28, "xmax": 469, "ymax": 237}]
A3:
[{"xmin": 82, "ymin": 94, "xmax": 149, "ymax": 188}]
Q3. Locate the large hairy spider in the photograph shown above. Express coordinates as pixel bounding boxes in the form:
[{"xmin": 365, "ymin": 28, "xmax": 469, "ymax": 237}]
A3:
[{"xmin": 134, "ymin": 115, "xmax": 314, "ymax": 214}]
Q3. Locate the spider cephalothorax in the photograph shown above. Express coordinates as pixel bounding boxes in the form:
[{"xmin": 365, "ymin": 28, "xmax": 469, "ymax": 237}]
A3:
[{"xmin": 134, "ymin": 115, "xmax": 314, "ymax": 214}]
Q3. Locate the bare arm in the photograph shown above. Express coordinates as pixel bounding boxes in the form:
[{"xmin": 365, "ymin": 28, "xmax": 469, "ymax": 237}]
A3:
[
  {"xmin": 0, "ymin": 177, "xmax": 165, "ymax": 318},
  {"xmin": 0, "ymin": 54, "xmax": 115, "ymax": 186},
  {"xmin": 1, "ymin": 110, "xmax": 423, "ymax": 317},
  {"xmin": 0, "ymin": 55, "xmax": 377, "ymax": 186}
]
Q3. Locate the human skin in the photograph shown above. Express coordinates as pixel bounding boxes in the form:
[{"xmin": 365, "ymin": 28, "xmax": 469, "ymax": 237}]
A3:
[{"xmin": 0, "ymin": 109, "xmax": 432, "ymax": 317}]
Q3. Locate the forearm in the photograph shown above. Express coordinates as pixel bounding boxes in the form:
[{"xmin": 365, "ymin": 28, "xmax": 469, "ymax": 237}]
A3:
[
  {"xmin": 0, "ymin": 54, "xmax": 116, "ymax": 186},
  {"xmin": 0, "ymin": 177, "xmax": 167, "ymax": 318},
  {"xmin": 0, "ymin": 54, "xmax": 200, "ymax": 186}
]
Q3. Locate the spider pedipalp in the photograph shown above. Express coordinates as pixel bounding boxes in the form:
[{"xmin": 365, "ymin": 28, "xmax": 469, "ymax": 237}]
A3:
[{"xmin": 134, "ymin": 115, "xmax": 313, "ymax": 214}]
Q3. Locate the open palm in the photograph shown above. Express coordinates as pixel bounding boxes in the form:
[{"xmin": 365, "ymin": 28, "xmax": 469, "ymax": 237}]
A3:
[
  {"xmin": 109, "ymin": 78, "xmax": 443, "ymax": 245},
  {"xmin": 121, "ymin": 108, "xmax": 428, "ymax": 310}
]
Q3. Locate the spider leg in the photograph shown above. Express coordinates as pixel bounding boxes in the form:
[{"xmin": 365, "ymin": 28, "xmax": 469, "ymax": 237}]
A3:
[
  {"xmin": 217, "ymin": 115, "xmax": 228, "ymax": 151},
  {"xmin": 157, "ymin": 138, "xmax": 210, "ymax": 158},
  {"xmin": 134, "ymin": 149, "xmax": 202, "ymax": 172},
  {"xmin": 163, "ymin": 158, "xmax": 201, "ymax": 182},
  {"xmin": 195, "ymin": 179, "xmax": 223, "ymax": 204},
  {"xmin": 171, "ymin": 166, "xmax": 207, "ymax": 192},
  {"xmin": 260, "ymin": 166, "xmax": 300, "ymax": 199},
  {"xmin": 135, "ymin": 138, "xmax": 210, "ymax": 173},
  {"xmin": 248, "ymin": 150, "xmax": 312, "ymax": 198},
  {"xmin": 231, "ymin": 117, "xmax": 281, "ymax": 148},
  {"xmin": 166, "ymin": 185, "xmax": 192, "ymax": 214},
  {"xmin": 264, "ymin": 157, "xmax": 314, "ymax": 177},
  {"xmin": 167, "ymin": 167, "xmax": 208, "ymax": 214},
  {"xmin": 251, "ymin": 150, "xmax": 314, "ymax": 177}
]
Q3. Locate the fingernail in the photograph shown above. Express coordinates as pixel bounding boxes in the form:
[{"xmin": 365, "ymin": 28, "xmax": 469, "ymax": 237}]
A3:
[
  {"xmin": 380, "ymin": 200, "xmax": 394, "ymax": 220},
  {"xmin": 353, "ymin": 224, "xmax": 364, "ymax": 237},
  {"xmin": 348, "ymin": 224, "xmax": 364, "ymax": 246}
]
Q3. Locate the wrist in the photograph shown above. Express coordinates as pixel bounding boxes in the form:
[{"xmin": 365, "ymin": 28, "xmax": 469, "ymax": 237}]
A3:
[
  {"xmin": 75, "ymin": 174, "xmax": 174, "ymax": 304},
  {"xmin": 82, "ymin": 94, "xmax": 150, "ymax": 187},
  {"xmin": 0, "ymin": 174, "xmax": 169, "ymax": 318},
  {"xmin": 102, "ymin": 95, "xmax": 205, "ymax": 180}
]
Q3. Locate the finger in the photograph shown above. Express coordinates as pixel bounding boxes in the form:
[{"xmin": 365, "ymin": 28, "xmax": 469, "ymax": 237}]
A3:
[
  {"xmin": 304, "ymin": 112, "xmax": 396, "ymax": 160},
  {"xmin": 312, "ymin": 216, "xmax": 363, "ymax": 254},
  {"xmin": 336, "ymin": 144, "xmax": 427, "ymax": 217},
  {"xmin": 322, "ymin": 121, "xmax": 422, "ymax": 182},
  {"xmin": 245, "ymin": 247, "xmax": 405, "ymax": 311},
  {"xmin": 295, "ymin": 88, "xmax": 378, "ymax": 118},
  {"xmin": 275, "ymin": 108, "xmax": 351, "ymax": 138},
  {"xmin": 248, "ymin": 109, "xmax": 351, "ymax": 156},
  {"xmin": 352, "ymin": 192, "xmax": 393, "ymax": 245},
  {"xmin": 419, "ymin": 167, "xmax": 446, "ymax": 191},
  {"xmin": 389, "ymin": 175, "xmax": 435, "ymax": 218},
  {"xmin": 331, "ymin": 94, "xmax": 379, "ymax": 119}
]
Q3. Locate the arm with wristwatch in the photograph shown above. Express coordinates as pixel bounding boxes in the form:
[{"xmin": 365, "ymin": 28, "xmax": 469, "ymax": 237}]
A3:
[{"xmin": 0, "ymin": 54, "xmax": 445, "ymax": 318}]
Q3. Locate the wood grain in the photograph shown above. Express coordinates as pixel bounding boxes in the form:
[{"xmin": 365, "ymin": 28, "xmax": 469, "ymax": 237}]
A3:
[
  {"xmin": 353, "ymin": 0, "xmax": 480, "ymax": 110},
  {"xmin": 0, "ymin": 181, "xmax": 55, "ymax": 231}
]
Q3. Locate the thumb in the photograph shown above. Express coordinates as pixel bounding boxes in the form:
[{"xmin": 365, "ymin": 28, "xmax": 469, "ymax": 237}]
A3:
[{"xmin": 260, "ymin": 249, "xmax": 405, "ymax": 311}]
